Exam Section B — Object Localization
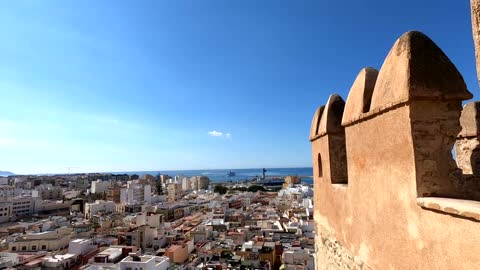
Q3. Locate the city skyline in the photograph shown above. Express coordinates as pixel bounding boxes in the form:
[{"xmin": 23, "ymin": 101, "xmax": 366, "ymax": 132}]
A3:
[{"xmin": 0, "ymin": 1, "xmax": 478, "ymax": 174}]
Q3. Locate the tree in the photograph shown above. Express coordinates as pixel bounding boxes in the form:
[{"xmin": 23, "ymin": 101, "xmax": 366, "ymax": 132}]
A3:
[
  {"xmin": 214, "ymin": 184, "xmax": 228, "ymax": 195},
  {"xmin": 156, "ymin": 181, "xmax": 164, "ymax": 195},
  {"xmin": 247, "ymin": 185, "xmax": 266, "ymax": 193}
]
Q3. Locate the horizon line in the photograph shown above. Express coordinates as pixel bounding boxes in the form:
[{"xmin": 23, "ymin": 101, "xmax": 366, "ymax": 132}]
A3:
[{"xmin": 3, "ymin": 166, "xmax": 314, "ymax": 176}]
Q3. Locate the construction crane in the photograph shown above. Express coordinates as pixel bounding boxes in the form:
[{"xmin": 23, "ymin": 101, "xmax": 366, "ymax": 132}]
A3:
[{"xmin": 65, "ymin": 167, "xmax": 80, "ymax": 175}]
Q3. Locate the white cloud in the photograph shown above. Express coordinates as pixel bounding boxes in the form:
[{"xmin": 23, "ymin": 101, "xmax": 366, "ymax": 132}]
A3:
[
  {"xmin": 74, "ymin": 113, "xmax": 121, "ymax": 126},
  {"xmin": 208, "ymin": 130, "xmax": 223, "ymax": 137},
  {"xmin": 208, "ymin": 130, "xmax": 231, "ymax": 138}
]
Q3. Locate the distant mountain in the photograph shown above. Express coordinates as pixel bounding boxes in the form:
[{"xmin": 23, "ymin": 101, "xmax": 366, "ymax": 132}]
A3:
[{"xmin": 0, "ymin": 171, "xmax": 14, "ymax": 176}]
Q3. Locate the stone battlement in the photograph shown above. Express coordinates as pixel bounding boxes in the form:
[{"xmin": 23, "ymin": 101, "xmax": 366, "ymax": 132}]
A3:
[{"xmin": 310, "ymin": 31, "xmax": 480, "ymax": 270}]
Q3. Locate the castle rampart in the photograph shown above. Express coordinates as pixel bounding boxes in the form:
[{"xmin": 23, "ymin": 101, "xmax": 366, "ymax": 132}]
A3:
[{"xmin": 311, "ymin": 31, "xmax": 480, "ymax": 270}]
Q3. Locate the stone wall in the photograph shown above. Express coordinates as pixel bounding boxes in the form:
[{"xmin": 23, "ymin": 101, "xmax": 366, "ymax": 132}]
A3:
[
  {"xmin": 315, "ymin": 223, "xmax": 371, "ymax": 270},
  {"xmin": 310, "ymin": 31, "xmax": 480, "ymax": 270}
]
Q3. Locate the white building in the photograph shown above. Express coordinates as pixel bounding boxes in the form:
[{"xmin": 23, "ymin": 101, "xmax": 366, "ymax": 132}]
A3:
[
  {"xmin": 91, "ymin": 180, "xmax": 112, "ymax": 194},
  {"xmin": 120, "ymin": 180, "xmax": 152, "ymax": 205},
  {"xmin": 120, "ymin": 254, "xmax": 169, "ymax": 270},
  {"xmin": 181, "ymin": 177, "xmax": 190, "ymax": 191},
  {"xmin": 135, "ymin": 212, "xmax": 163, "ymax": 229},
  {"xmin": 42, "ymin": 253, "xmax": 78, "ymax": 270},
  {"xmin": 68, "ymin": 239, "xmax": 97, "ymax": 256},
  {"xmin": 282, "ymin": 247, "xmax": 315, "ymax": 270},
  {"xmin": 84, "ymin": 200, "xmax": 117, "ymax": 219},
  {"xmin": 278, "ymin": 185, "xmax": 314, "ymax": 199},
  {"xmin": 125, "ymin": 225, "xmax": 157, "ymax": 250},
  {"xmin": 181, "ymin": 176, "xmax": 210, "ymax": 191}
]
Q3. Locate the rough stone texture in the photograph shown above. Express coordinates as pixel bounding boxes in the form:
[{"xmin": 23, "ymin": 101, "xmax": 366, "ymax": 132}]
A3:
[
  {"xmin": 370, "ymin": 31, "xmax": 472, "ymax": 112},
  {"xmin": 410, "ymin": 100, "xmax": 462, "ymax": 198},
  {"xmin": 458, "ymin": 102, "xmax": 480, "ymax": 138},
  {"xmin": 455, "ymin": 138, "xmax": 480, "ymax": 174},
  {"xmin": 472, "ymin": 0, "xmax": 480, "ymax": 85},
  {"xmin": 311, "ymin": 31, "xmax": 480, "ymax": 270},
  {"xmin": 417, "ymin": 197, "xmax": 480, "ymax": 221},
  {"xmin": 315, "ymin": 223, "xmax": 371, "ymax": 270},
  {"xmin": 342, "ymin": 68, "xmax": 378, "ymax": 125},
  {"xmin": 452, "ymin": 102, "xmax": 480, "ymax": 200},
  {"xmin": 451, "ymin": 171, "xmax": 480, "ymax": 201}
]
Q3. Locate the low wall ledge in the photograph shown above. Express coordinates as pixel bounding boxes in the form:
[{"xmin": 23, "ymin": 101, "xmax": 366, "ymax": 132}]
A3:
[
  {"xmin": 417, "ymin": 197, "xmax": 480, "ymax": 222},
  {"xmin": 332, "ymin": 183, "xmax": 348, "ymax": 190},
  {"xmin": 342, "ymin": 99, "xmax": 409, "ymax": 127},
  {"xmin": 309, "ymin": 130, "xmax": 344, "ymax": 142}
]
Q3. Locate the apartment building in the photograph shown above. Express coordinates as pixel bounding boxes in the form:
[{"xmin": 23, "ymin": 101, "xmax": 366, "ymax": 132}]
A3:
[
  {"xmin": 8, "ymin": 227, "xmax": 73, "ymax": 252},
  {"xmin": 167, "ymin": 183, "xmax": 182, "ymax": 202},
  {"xmin": 120, "ymin": 254, "xmax": 169, "ymax": 270},
  {"xmin": 32, "ymin": 185, "xmax": 63, "ymax": 200},
  {"xmin": 120, "ymin": 180, "xmax": 152, "ymax": 204},
  {"xmin": 84, "ymin": 200, "xmax": 117, "ymax": 219}
]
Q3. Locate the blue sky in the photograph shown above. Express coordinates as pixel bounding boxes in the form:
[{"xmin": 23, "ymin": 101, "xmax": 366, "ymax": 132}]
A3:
[{"xmin": 0, "ymin": 1, "xmax": 477, "ymax": 174}]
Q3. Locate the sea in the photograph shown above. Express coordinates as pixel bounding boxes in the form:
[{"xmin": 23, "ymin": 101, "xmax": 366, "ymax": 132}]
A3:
[{"xmin": 113, "ymin": 167, "xmax": 314, "ymax": 185}]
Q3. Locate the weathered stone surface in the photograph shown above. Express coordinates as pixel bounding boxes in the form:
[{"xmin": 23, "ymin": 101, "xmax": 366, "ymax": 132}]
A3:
[
  {"xmin": 318, "ymin": 94, "xmax": 346, "ymax": 135},
  {"xmin": 342, "ymin": 68, "xmax": 378, "ymax": 125},
  {"xmin": 316, "ymin": 223, "xmax": 371, "ymax": 270},
  {"xmin": 310, "ymin": 106, "xmax": 325, "ymax": 141},
  {"xmin": 452, "ymin": 101, "xmax": 480, "ymax": 200},
  {"xmin": 410, "ymin": 100, "xmax": 462, "ymax": 198},
  {"xmin": 370, "ymin": 31, "xmax": 472, "ymax": 111},
  {"xmin": 455, "ymin": 138, "xmax": 480, "ymax": 174},
  {"xmin": 472, "ymin": 0, "xmax": 480, "ymax": 85},
  {"xmin": 311, "ymin": 31, "xmax": 480, "ymax": 270},
  {"xmin": 417, "ymin": 197, "xmax": 480, "ymax": 221},
  {"xmin": 458, "ymin": 102, "xmax": 480, "ymax": 138}
]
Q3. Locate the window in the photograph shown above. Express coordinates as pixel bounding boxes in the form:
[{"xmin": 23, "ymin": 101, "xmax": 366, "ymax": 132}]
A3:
[
  {"xmin": 32, "ymin": 246, "xmax": 36, "ymax": 250},
  {"xmin": 21, "ymin": 246, "xmax": 26, "ymax": 251},
  {"xmin": 318, "ymin": 153, "xmax": 323, "ymax": 178},
  {"xmin": 11, "ymin": 247, "xmax": 16, "ymax": 251},
  {"xmin": 42, "ymin": 245, "xmax": 46, "ymax": 250}
]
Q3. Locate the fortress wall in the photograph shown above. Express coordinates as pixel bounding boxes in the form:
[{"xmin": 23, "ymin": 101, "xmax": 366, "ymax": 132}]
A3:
[{"xmin": 311, "ymin": 31, "xmax": 480, "ymax": 270}]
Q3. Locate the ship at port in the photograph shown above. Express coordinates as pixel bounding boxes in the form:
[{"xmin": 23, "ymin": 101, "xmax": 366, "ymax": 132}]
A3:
[
  {"xmin": 253, "ymin": 168, "xmax": 285, "ymax": 186},
  {"xmin": 227, "ymin": 170, "xmax": 236, "ymax": 177}
]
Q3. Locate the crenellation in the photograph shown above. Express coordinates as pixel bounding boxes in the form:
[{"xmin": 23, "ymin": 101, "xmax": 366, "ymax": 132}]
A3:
[
  {"xmin": 342, "ymin": 68, "xmax": 379, "ymax": 126},
  {"xmin": 310, "ymin": 106, "xmax": 325, "ymax": 141},
  {"xmin": 312, "ymin": 94, "xmax": 348, "ymax": 185},
  {"xmin": 370, "ymin": 31, "xmax": 471, "ymax": 112},
  {"xmin": 311, "ymin": 30, "xmax": 480, "ymax": 270},
  {"xmin": 318, "ymin": 95, "xmax": 346, "ymax": 136}
]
